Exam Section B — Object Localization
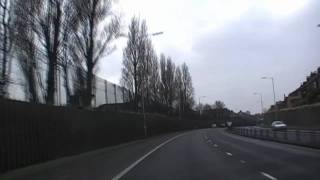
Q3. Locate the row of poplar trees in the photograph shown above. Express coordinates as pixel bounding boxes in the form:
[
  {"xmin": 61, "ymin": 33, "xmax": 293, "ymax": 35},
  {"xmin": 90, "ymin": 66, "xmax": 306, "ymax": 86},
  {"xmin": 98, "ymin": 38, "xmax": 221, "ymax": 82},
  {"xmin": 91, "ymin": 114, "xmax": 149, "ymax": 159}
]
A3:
[{"xmin": 121, "ymin": 17, "xmax": 195, "ymax": 115}]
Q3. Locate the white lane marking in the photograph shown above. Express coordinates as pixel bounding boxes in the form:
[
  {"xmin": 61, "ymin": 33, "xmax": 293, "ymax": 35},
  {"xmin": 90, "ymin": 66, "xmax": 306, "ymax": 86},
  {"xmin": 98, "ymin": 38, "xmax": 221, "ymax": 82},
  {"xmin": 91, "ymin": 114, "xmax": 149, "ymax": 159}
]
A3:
[
  {"xmin": 111, "ymin": 133, "xmax": 185, "ymax": 180},
  {"xmin": 226, "ymin": 152, "xmax": 233, "ymax": 156},
  {"xmin": 240, "ymin": 160, "xmax": 246, "ymax": 164},
  {"xmin": 204, "ymin": 135, "xmax": 208, "ymax": 139},
  {"xmin": 213, "ymin": 144, "xmax": 218, "ymax": 147},
  {"xmin": 260, "ymin": 172, "xmax": 278, "ymax": 180}
]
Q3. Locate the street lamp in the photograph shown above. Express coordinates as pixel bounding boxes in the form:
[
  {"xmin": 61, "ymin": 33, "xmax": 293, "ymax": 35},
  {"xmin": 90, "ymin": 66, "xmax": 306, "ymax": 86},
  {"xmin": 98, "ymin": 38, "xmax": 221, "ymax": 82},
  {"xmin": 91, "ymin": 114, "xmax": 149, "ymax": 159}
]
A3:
[
  {"xmin": 262, "ymin": 76, "xmax": 277, "ymax": 121},
  {"xmin": 261, "ymin": 77, "xmax": 276, "ymax": 105},
  {"xmin": 121, "ymin": 31, "xmax": 164, "ymax": 38},
  {"xmin": 253, "ymin": 92, "xmax": 264, "ymax": 114},
  {"xmin": 141, "ymin": 31, "xmax": 164, "ymax": 137},
  {"xmin": 198, "ymin": 96, "xmax": 206, "ymax": 115},
  {"xmin": 151, "ymin": 32, "xmax": 164, "ymax": 36}
]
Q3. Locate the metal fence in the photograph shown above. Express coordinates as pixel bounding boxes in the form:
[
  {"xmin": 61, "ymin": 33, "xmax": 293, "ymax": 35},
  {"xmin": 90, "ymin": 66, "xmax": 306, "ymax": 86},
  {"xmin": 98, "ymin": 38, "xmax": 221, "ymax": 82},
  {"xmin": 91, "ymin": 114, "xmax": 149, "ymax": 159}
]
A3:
[
  {"xmin": 231, "ymin": 127, "xmax": 320, "ymax": 148},
  {"xmin": 0, "ymin": 98, "xmax": 186, "ymax": 174}
]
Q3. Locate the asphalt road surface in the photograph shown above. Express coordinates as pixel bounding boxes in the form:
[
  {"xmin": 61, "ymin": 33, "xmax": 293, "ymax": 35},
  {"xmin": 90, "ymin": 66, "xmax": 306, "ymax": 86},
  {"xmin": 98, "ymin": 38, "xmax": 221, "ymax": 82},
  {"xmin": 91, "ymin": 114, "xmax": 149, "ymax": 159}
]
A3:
[{"xmin": 2, "ymin": 128, "xmax": 320, "ymax": 180}]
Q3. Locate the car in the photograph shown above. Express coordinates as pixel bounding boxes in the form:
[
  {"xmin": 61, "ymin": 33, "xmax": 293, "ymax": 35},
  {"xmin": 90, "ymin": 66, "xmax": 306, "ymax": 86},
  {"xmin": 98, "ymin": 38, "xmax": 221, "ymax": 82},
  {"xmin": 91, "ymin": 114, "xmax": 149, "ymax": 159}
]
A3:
[{"xmin": 271, "ymin": 121, "xmax": 287, "ymax": 131}]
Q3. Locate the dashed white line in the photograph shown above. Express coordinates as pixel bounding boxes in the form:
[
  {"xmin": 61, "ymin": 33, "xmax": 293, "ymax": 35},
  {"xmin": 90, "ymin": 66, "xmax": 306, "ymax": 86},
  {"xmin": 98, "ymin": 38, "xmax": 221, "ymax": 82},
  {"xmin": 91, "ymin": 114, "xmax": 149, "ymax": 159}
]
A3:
[
  {"xmin": 240, "ymin": 160, "xmax": 246, "ymax": 164},
  {"xmin": 213, "ymin": 144, "xmax": 218, "ymax": 147},
  {"xmin": 226, "ymin": 152, "xmax": 233, "ymax": 156},
  {"xmin": 111, "ymin": 133, "xmax": 185, "ymax": 180},
  {"xmin": 260, "ymin": 172, "xmax": 278, "ymax": 180}
]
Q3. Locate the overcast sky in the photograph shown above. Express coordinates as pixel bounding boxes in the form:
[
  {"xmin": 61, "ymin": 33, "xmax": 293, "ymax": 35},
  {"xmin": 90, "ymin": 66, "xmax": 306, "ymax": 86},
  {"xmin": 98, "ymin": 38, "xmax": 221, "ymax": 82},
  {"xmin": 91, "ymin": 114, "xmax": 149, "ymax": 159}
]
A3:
[{"xmin": 98, "ymin": 0, "xmax": 320, "ymax": 114}]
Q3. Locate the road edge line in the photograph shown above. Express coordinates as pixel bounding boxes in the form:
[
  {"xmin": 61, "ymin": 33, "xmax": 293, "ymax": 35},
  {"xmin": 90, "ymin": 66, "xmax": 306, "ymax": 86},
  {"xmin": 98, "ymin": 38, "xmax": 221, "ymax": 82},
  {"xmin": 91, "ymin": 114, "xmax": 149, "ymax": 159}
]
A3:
[
  {"xmin": 260, "ymin": 171, "xmax": 278, "ymax": 180},
  {"xmin": 111, "ymin": 133, "xmax": 186, "ymax": 180}
]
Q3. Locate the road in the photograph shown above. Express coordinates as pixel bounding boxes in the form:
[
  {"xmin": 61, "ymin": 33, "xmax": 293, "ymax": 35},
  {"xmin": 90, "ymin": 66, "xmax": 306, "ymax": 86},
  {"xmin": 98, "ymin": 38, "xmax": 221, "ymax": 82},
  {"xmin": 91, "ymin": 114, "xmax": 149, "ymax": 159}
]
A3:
[{"xmin": 2, "ymin": 128, "xmax": 320, "ymax": 180}]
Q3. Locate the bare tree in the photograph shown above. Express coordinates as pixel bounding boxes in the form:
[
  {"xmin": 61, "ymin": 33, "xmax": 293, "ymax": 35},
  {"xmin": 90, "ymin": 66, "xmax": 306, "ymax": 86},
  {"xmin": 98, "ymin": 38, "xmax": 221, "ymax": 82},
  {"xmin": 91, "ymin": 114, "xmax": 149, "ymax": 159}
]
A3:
[
  {"xmin": 213, "ymin": 100, "xmax": 226, "ymax": 123},
  {"xmin": 72, "ymin": 0, "xmax": 121, "ymax": 107},
  {"xmin": 14, "ymin": 0, "xmax": 65, "ymax": 104},
  {"xmin": 159, "ymin": 54, "xmax": 168, "ymax": 106},
  {"xmin": 36, "ymin": 0, "xmax": 64, "ymax": 105},
  {"xmin": 69, "ymin": 65, "xmax": 86, "ymax": 106},
  {"xmin": 13, "ymin": 0, "xmax": 47, "ymax": 102},
  {"xmin": 159, "ymin": 54, "xmax": 176, "ymax": 113},
  {"xmin": 148, "ymin": 49, "xmax": 160, "ymax": 104},
  {"xmin": 13, "ymin": 0, "xmax": 83, "ymax": 105},
  {"xmin": 166, "ymin": 57, "xmax": 176, "ymax": 111},
  {"xmin": 60, "ymin": 1, "xmax": 79, "ymax": 105},
  {"xmin": 203, "ymin": 103, "xmax": 213, "ymax": 111},
  {"xmin": 121, "ymin": 17, "xmax": 148, "ymax": 111},
  {"xmin": 0, "ymin": 0, "xmax": 13, "ymax": 97},
  {"xmin": 140, "ymin": 36, "xmax": 160, "ymax": 106},
  {"xmin": 181, "ymin": 62, "xmax": 195, "ymax": 112},
  {"xmin": 13, "ymin": 0, "xmax": 41, "ymax": 102},
  {"xmin": 174, "ymin": 66, "xmax": 183, "ymax": 115},
  {"xmin": 120, "ymin": 18, "xmax": 194, "ymax": 115},
  {"xmin": 214, "ymin": 100, "xmax": 226, "ymax": 109}
]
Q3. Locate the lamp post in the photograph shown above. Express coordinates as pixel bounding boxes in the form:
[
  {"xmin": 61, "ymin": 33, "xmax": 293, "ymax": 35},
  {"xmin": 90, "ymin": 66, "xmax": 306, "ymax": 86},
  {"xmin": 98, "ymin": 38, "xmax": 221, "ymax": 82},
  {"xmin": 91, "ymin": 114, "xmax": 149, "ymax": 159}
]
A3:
[
  {"xmin": 253, "ymin": 92, "xmax": 264, "ymax": 114},
  {"xmin": 261, "ymin": 77, "xmax": 276, "ymax": 105},
  {"xmin": 262, "ymin": 76, "xmax": 277, "ymax": 121},
  {"xmin": 141, "ymin": 31, "xmax": 163, "ymax": 137}
]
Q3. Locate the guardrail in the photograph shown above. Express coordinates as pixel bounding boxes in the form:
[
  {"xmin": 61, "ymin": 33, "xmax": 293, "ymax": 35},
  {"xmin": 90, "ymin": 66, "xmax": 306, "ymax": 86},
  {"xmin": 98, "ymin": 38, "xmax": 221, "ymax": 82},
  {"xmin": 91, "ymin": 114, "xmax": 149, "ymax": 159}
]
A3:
[{"xmin": 231, "ymin": 127, "xmax": 320, "ymax": 148}]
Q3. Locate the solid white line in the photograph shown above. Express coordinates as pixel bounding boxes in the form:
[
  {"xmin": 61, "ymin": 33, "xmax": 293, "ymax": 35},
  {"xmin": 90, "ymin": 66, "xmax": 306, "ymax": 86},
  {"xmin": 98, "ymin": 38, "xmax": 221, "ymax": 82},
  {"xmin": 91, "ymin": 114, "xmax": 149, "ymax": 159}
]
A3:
[
  {"xmin": 260, "ymin": 172, "xmax": 278, "ymax": 180},
  {"xmin": 226, "ymin": 152, "xmax": 233, "ymax": 156},
  {"xmin": 111, "ymin": 133, "xmax": 185, "ymax": 180}
]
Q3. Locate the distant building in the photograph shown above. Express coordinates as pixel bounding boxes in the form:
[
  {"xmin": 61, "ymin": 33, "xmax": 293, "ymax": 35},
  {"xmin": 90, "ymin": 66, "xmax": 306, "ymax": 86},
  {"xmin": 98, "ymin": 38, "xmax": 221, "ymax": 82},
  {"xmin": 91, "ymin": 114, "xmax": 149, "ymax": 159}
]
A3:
[{"xmin": 276, "ymin": 67, "xmax": 320, "ymax": 110}]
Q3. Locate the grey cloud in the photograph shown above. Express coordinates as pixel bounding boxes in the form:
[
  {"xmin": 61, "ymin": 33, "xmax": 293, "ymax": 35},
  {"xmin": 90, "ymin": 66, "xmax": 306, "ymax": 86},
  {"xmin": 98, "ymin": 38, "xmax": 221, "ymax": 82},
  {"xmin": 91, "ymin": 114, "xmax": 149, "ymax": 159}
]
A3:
[{"xmin": 189, "ymin": 0, "xmax": 320, "ymax": 113}]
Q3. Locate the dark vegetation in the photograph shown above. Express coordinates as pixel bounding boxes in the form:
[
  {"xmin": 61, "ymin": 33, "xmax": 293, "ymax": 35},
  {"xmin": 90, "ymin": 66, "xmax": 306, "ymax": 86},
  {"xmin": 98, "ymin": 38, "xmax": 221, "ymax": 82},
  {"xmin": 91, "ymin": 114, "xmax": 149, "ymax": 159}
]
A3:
[{"xmin": 197, "ymin": 101, "xmax": 257, "ymax": 127}]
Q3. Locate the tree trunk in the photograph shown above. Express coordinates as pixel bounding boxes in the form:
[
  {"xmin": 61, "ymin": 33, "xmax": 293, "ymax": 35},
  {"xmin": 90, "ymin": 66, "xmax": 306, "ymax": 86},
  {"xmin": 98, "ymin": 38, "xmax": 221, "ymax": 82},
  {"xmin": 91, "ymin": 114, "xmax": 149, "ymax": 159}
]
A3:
[
  {"xmin": 0, "ymin": 0, "xmax": 9, "ymax": 96},
  {"xmin": 85, "ymin": 63, "xmax": 93, "ymax": 107},
  {"xmin": 46, "ymin": 57, "xmax": 55, "ymax": 104},
  {"xmin": 44, "ymin": 2, "xmax": 62, "ymax": 105},
  {"xmin": 28, "ymin": 64, "xmax": 38, "ymax": 103}
]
